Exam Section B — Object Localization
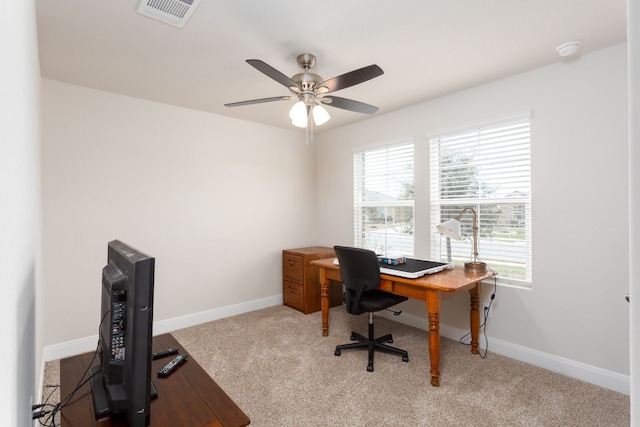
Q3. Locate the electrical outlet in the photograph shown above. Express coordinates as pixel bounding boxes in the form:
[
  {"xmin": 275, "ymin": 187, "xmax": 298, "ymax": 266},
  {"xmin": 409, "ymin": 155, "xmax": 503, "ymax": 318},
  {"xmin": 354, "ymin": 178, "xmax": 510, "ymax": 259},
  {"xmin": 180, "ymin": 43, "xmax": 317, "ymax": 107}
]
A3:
[{"xmin": 483, "ymin": 303, "xmax": 492, "ymax": 319}]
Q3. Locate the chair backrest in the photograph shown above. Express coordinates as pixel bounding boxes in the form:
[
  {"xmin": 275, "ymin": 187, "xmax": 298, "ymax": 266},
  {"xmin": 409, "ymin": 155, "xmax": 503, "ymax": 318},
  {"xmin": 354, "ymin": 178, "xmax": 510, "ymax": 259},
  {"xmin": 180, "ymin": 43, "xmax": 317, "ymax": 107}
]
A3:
[{"xmin": 334, "ymin": 246, "xmax": 380, "ymax": 315}]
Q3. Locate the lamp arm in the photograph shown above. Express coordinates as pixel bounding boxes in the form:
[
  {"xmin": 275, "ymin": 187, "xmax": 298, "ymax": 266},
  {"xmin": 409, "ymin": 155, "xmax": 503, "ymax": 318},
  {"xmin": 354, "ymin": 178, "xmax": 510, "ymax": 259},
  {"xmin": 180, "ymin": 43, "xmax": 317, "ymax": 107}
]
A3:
[
  {"xmin": 450, "ymin": 206, "xmax": 486, "ymax": 273},
  {"xmin": 455, "ymin": 207, "xmax": 479, "ymax": 263},
  {"xmin": 454, "ymin": 207, "xmax": 477, "ymax": 221},
  {"xmin": 472, "ymin": 213, "xmax": 479, "ymax": 264}
]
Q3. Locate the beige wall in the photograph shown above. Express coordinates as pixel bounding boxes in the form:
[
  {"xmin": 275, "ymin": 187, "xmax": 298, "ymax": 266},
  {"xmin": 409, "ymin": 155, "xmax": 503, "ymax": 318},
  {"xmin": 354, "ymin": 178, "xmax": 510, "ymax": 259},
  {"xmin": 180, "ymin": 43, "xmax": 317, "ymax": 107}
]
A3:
[
  {"xmin": 315, "ymin": 43, "xmax": 630, "ymax": 383},
  {"xmin": 40, "ymin": 80, "xmax": 316, "ymax": 348}
]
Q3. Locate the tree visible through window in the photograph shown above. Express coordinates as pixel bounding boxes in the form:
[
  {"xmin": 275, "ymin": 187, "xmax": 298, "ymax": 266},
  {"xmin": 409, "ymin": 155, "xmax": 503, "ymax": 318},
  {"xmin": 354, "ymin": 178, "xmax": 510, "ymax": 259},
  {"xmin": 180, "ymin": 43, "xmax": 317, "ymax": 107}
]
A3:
[
  {"xmin": 354, "ymin": 140, "xmax": 414, "ymax": 256},
  {"xmin": 429, "ymin": 112, "xmax": 532, "ymax": 285}
]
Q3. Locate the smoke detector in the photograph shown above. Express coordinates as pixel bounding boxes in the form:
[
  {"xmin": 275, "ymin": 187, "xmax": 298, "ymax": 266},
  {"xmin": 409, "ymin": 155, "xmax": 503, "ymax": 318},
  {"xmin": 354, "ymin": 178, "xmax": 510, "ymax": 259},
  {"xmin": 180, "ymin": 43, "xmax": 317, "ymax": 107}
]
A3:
[
  {"xmin": 556, "ymin": 41, "xmax": 582, "ymax": 57},
  {"xmin": 137, "ymin": 0, "xmax": 202, "ymax": 28}
]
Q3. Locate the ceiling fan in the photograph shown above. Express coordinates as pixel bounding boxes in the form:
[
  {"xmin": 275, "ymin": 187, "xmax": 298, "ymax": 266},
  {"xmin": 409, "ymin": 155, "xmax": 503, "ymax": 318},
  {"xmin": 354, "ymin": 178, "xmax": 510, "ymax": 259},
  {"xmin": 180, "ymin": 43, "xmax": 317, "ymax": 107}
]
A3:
[{"xmin": 224, "ymin": 53, "xmax": 384, "ymax": 128}]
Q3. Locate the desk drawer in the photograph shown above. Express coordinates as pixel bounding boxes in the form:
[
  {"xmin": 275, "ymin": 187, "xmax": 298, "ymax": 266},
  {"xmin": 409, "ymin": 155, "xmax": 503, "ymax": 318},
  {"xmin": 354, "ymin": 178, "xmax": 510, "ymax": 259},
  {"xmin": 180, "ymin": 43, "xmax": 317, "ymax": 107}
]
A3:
[
  {"xmin": 283, "ymin": 254, "xmax": 304, "ymax": 282},
  {"xmin": 283, "ymin": 280, "xmax": 304, "ymax": 311},
  {"xmin": 282, "ymin": 247, "xmax": 338, "ymax": 314}
]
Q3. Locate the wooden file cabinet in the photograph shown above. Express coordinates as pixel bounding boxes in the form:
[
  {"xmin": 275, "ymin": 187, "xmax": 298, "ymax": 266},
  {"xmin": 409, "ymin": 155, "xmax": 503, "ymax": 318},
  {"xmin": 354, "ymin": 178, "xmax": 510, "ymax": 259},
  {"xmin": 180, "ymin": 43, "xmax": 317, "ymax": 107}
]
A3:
[{"xmin": 283, "ymin": 246, "xmax": 342, "ymax": 314}]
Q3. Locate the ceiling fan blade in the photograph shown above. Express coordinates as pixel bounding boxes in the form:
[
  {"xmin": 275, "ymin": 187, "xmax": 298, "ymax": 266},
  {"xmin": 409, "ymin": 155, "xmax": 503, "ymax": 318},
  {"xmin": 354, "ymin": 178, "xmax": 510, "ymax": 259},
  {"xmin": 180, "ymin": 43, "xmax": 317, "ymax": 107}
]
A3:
[
  {"xmin": 225, "ymin": 96, "xmax": 293, "ymax": 107},
  {"xmin": 322, "ymin": 96, "xmax": 379, "ymax": 114},
  {"xmin": 246, "ymin": 59, "xmax": 300, "ymax": 90},
  {"xmin": 317, "ymin": 64, "xmax": 383, "ymax": 93}
]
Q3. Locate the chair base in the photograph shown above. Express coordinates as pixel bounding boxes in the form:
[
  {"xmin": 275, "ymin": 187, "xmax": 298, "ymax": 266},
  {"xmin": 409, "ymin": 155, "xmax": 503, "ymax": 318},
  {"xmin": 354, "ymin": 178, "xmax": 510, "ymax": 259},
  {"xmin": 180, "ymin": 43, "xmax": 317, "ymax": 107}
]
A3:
[{"xmin": 334, "ymin": 313, "xmax": 409, "ymax": 372}]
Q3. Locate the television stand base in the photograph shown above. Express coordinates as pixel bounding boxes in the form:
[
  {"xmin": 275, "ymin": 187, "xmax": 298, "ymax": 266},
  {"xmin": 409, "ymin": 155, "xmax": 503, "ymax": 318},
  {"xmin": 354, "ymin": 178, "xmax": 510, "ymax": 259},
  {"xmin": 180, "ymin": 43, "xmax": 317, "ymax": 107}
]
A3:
[
  {"xmin": 89, "ymin": 365, "xmax": 158, "ymax": 419},
  {"xmin": 61, "ymin": 334, "xmax": 249, "ymax": 426},
  {"xmin": 89, "ymin": 366, "xmax": 110, "ymax": 418}
]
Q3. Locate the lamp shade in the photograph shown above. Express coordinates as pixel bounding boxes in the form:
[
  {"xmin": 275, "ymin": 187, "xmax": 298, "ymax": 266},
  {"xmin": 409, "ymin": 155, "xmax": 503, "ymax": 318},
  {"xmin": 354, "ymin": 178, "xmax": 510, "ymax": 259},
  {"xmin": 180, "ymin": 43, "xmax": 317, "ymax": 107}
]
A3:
[
  {"xmin": 436, "ymin": 218, "xmax": 462, "ymax": 241},
  {"xmin": 312, "ymin": 104, "xmax": 330, "ymax": 126},
  {"xmin": 289, "ymin": 101, "xmax": 308, "ymax": 128}
]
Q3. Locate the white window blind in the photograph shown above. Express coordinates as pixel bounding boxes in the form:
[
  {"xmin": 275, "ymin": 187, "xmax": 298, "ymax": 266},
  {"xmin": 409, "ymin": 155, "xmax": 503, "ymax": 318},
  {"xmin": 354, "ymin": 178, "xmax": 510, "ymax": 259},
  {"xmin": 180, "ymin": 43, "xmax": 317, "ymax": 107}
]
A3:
[
  {"xmin": 354, "ymin": 140, "xmax": 414, "ymax": 256},
  {"xmin": 429, "ymin": 112, "xmax": 532, "ymax": 285}
]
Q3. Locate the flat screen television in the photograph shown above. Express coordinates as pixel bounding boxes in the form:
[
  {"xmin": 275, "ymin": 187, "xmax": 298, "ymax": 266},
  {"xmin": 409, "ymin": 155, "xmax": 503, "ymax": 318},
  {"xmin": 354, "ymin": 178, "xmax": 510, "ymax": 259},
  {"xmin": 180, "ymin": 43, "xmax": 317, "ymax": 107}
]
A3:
[{"xmin": 90, "ymin": 240, "xmax": 155, "ymax": 427}]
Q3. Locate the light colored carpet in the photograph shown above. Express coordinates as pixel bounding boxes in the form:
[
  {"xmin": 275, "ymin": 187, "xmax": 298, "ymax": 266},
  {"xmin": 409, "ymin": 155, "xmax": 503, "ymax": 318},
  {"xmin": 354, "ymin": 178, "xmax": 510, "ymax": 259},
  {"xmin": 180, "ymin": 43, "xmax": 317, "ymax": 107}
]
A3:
[{"xmin": 43, "ymin": 305, "xmax": 630, "ymax": 426}]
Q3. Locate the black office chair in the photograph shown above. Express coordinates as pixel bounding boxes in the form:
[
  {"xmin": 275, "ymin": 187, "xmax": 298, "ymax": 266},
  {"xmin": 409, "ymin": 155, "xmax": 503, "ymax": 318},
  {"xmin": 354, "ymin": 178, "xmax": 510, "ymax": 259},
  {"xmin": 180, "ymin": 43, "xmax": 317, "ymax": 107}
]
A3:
[{"xmin": 333, "ymin": 246, "xmax": 409, "ymax": 372}]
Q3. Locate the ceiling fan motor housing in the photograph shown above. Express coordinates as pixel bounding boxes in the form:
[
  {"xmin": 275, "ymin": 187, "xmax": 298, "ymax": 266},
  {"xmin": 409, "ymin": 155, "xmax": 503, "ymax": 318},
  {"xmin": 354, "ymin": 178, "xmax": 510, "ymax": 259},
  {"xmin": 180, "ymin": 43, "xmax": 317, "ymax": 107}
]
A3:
[
  {"xmin": 291, "ymin": 54, "xmax": 323, "ymax": 101},
  {"xmin": 291, "ymin": 72, "xmax": 322, "ymax": 91}
]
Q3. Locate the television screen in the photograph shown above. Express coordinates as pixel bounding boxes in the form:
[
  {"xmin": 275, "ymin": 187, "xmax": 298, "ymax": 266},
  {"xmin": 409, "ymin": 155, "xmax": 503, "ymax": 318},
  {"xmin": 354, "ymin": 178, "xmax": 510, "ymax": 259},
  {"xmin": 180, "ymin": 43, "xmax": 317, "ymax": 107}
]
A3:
[{"xmin": 90, "ymin": 240, "xmax": 155, "ymax": 427}]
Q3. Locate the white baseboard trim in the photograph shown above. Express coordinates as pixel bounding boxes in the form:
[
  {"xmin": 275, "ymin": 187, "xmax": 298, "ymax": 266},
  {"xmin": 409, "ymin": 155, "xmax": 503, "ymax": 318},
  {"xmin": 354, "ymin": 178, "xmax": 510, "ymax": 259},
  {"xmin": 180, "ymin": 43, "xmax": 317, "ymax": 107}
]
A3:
[
  {"xmin": 42, "ymin": 296, "xmax": 629, "ymax": 396},
  {"xmin": 42, "ymin": 294, "xmax": 283, "ymax": 362},
  {"xmin": 153, "ymin": 294, "xmax": 282, "ymax": 336},
  {"xmin": 378, "ymin": 310, "xmax": 630, "ymax": 396}
]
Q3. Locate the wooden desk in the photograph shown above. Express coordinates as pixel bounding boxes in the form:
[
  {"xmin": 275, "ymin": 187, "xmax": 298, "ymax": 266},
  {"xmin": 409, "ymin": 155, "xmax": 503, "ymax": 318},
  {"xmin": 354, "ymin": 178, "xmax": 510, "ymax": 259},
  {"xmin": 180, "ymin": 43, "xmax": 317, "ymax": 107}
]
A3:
[
  {"xmin": 311, "ymin": 258, "xmax": 494, "ymax": 387},
  {"xmin": 59, "ymin": 333, "xmax": 250, "ymax": 426}
]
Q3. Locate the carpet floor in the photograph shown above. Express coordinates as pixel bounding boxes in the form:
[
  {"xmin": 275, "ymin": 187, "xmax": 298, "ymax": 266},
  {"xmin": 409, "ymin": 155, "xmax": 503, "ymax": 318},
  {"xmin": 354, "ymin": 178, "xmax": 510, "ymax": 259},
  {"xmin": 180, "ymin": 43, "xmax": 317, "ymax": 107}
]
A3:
[{"xmin": 43, "ymin": 305, "xmax": 630, "ymax": 426}]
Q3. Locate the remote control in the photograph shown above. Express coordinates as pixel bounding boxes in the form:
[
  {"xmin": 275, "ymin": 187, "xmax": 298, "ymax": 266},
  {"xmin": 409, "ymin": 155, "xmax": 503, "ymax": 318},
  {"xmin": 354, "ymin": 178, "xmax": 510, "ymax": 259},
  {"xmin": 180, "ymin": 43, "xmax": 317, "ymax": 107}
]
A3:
[
  {"xmin": 152, "ymin": 348, "xmax": 179, "ymax": 360},
  {"xmin": 157, "ymin": 354, "xmax": 187, "ymax": 377}
]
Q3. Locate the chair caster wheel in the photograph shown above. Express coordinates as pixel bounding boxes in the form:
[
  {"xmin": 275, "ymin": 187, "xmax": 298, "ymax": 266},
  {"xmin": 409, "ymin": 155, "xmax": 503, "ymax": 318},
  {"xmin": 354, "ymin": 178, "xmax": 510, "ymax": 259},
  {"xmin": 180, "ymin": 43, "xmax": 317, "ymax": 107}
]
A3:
[
  {"xmin": 350, "ymin": 334, "xmax": 357, "ymax": 341},
  {"xmin": 388, "ymin": 339, "xmax": 394, "ymax": 344},
  {"xmin": 335, "ymin": 349, "xmax": 341, "ymax": 356},
  {"xmin": 367, "ymin": 364, "xmax": 374, "ymax": 372},
  {"xmin": 402, "ymin": 355, "xmax": 409, "ymax": 362}
]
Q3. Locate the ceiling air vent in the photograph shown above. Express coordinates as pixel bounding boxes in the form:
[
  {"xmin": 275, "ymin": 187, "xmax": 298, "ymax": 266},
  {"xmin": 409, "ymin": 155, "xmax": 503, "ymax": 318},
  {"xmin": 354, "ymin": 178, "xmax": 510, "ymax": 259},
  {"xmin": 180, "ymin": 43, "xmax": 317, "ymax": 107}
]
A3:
[{"xmin": 137, "ymin": 0, "xmax": 202, "ymax": 28}]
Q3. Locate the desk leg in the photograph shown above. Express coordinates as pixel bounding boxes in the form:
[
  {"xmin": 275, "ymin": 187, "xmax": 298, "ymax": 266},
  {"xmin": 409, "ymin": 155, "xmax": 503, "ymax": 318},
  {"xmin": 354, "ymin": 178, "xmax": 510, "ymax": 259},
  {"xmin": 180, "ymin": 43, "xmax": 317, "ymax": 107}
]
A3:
[
  {"xmin": 319, "ymin": 268, "xmax": 330, "ymax": 337},
  {"xmin": 426, "ymin": 291, "xmax": 441, "ymax": 387},
  {"xmin": 469, "ymin": 283, "xmax": 481, "ymax": 355}
]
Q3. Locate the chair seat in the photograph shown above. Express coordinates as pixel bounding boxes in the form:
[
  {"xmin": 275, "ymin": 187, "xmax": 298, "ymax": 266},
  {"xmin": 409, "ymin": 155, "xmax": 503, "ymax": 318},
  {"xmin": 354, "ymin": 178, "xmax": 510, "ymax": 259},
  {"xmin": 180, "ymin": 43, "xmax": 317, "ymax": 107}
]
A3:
[{"xmin": 355, "ymin": 289, "xmax": 408, "ymax": 313}]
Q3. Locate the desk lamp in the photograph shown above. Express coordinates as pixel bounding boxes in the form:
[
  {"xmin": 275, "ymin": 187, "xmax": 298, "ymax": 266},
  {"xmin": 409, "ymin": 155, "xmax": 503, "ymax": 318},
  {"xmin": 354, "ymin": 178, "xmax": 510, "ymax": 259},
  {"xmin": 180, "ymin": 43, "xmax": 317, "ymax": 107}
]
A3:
[
  {"xmin": 436, "ymin": 207, "xmax": 487, "ymax": 273},
  {"xmin": 436, "ymin": 218, "xmax": 458, "ymax": 263}
]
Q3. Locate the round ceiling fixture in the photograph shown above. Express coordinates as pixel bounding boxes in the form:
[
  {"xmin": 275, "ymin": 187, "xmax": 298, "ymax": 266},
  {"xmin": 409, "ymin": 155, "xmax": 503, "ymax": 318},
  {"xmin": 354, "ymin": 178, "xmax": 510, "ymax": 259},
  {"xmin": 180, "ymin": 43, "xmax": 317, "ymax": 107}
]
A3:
[{"xmin": 556, "ymin": 41, "xmax": 582, "ymax": 57}]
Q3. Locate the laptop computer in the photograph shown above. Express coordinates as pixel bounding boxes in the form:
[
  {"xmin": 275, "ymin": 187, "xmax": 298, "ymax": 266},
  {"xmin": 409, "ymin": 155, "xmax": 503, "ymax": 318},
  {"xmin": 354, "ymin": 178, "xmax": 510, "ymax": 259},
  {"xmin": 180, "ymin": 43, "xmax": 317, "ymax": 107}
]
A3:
[
  {"xmin": 379, "ymin": 258, "xmax": 453, "ymax": 278},
  {"xmin": 332, "ymin": 257, "xmax": 453, "ymax": 279}
]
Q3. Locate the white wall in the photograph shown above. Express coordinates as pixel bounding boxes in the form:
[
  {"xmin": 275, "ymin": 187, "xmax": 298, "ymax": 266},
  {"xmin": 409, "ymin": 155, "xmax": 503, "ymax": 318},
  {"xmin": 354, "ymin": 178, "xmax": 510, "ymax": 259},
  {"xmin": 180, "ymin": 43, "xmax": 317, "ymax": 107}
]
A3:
[
  {"xmin": 315, "ymin": 44, "xmax": 630, "ymax": 387},
  {"xmin": 0, "ymin": 1, "xmax": 40, "ymax": 426},
  {"xmin": 628, "ymin": 0, "xmax": 639, "ymax": 422},
  {"xmin": 40, "ymin": 80, "xmax": 316, "ymax": 351}
]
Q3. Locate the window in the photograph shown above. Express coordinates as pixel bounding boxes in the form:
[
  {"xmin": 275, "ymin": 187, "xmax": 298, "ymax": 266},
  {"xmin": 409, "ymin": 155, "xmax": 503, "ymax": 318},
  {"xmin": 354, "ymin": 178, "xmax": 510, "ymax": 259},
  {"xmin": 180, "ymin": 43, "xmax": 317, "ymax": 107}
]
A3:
[
  {"xmin": 354, "ymin": 140, "xmax": 414, "ymax": 256},
  {"xmin": 429, "ymin": 112, "xmax": 532, "ymax": 285}
]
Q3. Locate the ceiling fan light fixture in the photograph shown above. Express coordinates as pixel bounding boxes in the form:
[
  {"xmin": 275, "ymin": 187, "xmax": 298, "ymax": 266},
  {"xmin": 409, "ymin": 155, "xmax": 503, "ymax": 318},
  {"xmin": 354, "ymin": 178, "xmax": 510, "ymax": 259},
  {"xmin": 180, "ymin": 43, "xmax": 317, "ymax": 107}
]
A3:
[
  {"xmin": 312, "ymin": 104, "xmax": 330, "ymax": 126},
  {"xmin": 289, "ymin": 101, "xmax": 308, "ymax": 128},
  {"xmin": 291, "ymin": 117, "xmax": 308, "ymax": 128}
]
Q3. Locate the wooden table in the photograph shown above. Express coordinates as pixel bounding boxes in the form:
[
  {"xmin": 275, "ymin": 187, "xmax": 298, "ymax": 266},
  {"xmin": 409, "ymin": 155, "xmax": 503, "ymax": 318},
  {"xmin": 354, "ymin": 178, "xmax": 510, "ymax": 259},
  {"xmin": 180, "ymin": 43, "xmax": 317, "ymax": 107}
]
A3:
[
  {"xmin": 59, "ymin": 333, "xmax": 250, "ymax": 426},
  {"xmin": 311, "ymin": 258, "xmax": 494, "ymax": 387}
]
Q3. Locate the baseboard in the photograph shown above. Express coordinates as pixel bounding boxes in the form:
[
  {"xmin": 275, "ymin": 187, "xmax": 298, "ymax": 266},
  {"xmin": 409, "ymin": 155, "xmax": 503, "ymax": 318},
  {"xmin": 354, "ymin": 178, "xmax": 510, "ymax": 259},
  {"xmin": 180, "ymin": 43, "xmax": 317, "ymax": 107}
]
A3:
[
  {"xmin": 152, "ymin": 294, "xmax": 282, "ymax": 335},
  {"xmin": 41, "ymin": 296, "xmax": 630, "ymax": 396},
  {"xmin": 42, "ymin": 294, "xmax": 283, "ymax": 362},
  {"xmin": 378, "ymin": 310, "xmax": 630, "ymax": 396}
]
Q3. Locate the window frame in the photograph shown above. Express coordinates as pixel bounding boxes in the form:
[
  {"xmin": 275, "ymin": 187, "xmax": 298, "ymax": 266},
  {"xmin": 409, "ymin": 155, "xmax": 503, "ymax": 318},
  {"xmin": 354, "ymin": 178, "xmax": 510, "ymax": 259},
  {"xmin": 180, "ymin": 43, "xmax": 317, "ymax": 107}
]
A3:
[
  {"xmin": 428, "ymin": 111, "xmax": 532, "ymax": 287},
  {"xmin": 353, "ymin": 138, "xmax": 415, "ymax": 257}
]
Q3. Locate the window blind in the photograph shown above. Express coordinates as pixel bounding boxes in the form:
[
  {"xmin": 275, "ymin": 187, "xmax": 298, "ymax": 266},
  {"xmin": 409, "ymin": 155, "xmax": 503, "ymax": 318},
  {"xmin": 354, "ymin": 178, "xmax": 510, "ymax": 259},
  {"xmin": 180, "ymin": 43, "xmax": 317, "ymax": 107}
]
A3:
[
  {"xmin": 429, "ymin": 112, "xmax": 532, "ymax": 285},
  {"xmin": 354, "ymin": 140, "xmax": 414, "ymax": 256}
]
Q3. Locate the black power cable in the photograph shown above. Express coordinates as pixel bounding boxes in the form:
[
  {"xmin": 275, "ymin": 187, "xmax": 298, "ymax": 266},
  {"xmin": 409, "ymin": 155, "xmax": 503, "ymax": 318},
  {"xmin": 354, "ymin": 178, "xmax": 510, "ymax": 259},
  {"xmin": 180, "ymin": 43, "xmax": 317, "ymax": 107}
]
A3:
[
  {"xmin": 34, "ymin": 310, "xmax": 111, "ymax": 426},
  {"xmin": 458, "ymin": 261, "xmax": 498, "ymax": 359}
]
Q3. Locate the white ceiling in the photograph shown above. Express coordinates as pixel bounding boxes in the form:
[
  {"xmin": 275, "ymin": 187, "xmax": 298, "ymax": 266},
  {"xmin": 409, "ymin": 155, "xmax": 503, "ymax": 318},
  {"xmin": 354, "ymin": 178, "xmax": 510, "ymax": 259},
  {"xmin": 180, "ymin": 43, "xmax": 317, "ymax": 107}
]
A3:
[{"xmin": 36, "ymin": 0, "xmax": 627, "ymax": 133}]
